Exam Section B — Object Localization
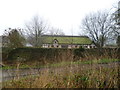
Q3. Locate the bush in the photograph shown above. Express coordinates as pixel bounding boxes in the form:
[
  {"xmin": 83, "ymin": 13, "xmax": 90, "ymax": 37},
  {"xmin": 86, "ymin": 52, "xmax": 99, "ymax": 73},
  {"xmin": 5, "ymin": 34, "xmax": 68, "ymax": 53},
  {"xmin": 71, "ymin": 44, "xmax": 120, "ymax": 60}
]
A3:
[
  {"xmin": 2, "ymin": 47, "xmax": 13, "ymax": 60},
  {"xmin": 73, "ymin": 47, "xmax": 85, "ymax": 60},
  {"xmin": 6, "ymin": 48, "xmax": 73, "ymax": 64}
]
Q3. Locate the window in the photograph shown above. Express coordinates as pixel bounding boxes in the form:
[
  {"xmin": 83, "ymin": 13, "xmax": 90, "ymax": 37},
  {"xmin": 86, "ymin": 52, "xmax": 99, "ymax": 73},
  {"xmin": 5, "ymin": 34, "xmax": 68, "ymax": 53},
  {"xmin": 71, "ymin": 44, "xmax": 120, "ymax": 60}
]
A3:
[
  {"xmin": 53, "ymin": 39, "xmax": 58, "ymax": 44},
  {"xmin": 75, "ymin": 45, "xmax": 77, "ymax": 48}
]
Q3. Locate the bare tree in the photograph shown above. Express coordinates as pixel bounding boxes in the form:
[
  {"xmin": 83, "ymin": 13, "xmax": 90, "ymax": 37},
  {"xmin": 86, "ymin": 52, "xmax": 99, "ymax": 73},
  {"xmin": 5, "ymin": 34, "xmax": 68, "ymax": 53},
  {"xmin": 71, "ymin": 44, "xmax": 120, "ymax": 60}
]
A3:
[
  {"xmin": 25, "ymin": 15, "xmax": 48, "ymax": 47},
  {"xmin": 48, "ymin": 27, "xmax": 65, "ymax": 35},
  {"xmin": 113, "ymin": 1, "xmax": 120, "ymax": 47},
  {"xmin": 80, "ymin": 11, "xmax": 114, "ymax": 48},
  {"xmin": 113, "ymin": 1, "xmax": 120, "ymax": 25}
]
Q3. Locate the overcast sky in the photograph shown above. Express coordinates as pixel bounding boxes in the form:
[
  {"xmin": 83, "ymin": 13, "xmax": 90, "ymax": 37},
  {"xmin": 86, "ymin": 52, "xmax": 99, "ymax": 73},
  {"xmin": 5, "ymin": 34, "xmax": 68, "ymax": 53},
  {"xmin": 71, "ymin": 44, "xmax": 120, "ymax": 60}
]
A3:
[{"xmin": 0, "ymin": 0, "xmax": 118, "ymax": 35}]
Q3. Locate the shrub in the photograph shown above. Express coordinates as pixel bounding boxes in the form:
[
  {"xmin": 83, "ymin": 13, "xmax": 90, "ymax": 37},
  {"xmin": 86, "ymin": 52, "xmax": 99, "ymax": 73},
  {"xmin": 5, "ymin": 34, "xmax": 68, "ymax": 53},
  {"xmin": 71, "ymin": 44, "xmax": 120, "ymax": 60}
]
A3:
[{"xmin": 73, "ymin": 47, "xmax": 85, "ymax": 60}]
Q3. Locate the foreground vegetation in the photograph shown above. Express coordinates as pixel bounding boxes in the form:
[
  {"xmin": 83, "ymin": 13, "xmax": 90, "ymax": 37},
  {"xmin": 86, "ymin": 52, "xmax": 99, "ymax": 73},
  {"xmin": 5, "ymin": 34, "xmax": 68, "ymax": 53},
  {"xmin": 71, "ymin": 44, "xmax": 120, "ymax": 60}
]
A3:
[
  {"xmin": 2, "ymin": 58, "xmax": 119, "ymax": 88},
  {"xmin": 1, "ymin": 58, "xmax": 119, "ymax": 70},
  {"xmin": 2, "ymin": 48, "xmax": 120, "ymax": 88}
]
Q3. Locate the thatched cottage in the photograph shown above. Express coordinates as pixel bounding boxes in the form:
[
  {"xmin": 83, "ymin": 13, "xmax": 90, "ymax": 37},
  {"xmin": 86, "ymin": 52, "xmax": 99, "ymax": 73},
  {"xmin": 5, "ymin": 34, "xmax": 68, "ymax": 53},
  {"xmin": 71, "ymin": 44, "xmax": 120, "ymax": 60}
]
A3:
[{"xmin": 41, "ymin": 35, "xmax": 96, "ymax": 49}]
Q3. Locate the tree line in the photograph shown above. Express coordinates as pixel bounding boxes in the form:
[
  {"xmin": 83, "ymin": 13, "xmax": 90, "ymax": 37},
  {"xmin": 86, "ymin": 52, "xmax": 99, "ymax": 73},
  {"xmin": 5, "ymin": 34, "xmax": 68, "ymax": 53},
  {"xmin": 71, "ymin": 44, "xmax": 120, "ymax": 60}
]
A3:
[{"xmin": 2, "ymin": 2, "xmax": 120, "ymax": 49}]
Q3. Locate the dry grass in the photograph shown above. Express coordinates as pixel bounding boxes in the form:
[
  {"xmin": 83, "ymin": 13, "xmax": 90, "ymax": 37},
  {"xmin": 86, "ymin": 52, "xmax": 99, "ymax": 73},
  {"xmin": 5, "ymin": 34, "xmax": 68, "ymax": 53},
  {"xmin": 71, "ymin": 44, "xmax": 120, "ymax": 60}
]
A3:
[{"xmin": 2, "ymin": 61, "xmax": 119, "ymax": 88}]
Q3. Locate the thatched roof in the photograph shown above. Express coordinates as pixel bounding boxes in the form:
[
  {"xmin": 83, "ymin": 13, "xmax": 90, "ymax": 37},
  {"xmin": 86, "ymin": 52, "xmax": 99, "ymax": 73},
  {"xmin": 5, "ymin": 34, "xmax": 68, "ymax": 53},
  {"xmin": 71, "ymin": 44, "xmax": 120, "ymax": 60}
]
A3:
[{"xmin": 41, "ymin": 35, "xmax": 92, "ymax": 45}]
